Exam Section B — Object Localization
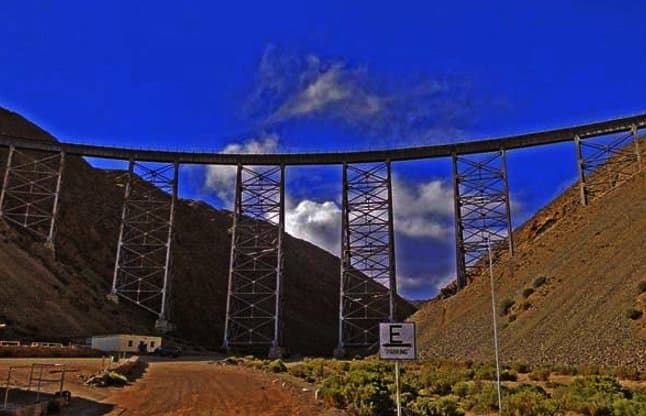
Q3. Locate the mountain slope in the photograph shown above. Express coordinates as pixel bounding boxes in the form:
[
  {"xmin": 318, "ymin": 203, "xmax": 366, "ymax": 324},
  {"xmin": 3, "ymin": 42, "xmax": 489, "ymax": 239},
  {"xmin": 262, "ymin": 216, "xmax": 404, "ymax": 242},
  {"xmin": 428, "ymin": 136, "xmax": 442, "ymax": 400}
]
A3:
[
  {"xmin": 0, "ymin": 107, "xmax": 415, "ymax": 354},
  {"xmin": 413, "ymin": 152, "xmax": 646, "ymax": 368}
]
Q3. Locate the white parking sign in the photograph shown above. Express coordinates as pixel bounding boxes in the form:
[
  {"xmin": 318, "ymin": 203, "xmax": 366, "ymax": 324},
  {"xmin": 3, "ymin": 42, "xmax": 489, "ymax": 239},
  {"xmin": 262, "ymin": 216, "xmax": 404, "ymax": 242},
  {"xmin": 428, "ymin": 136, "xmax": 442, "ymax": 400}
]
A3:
[{"xmin": 379, "ymin": 322, "xmax": 416, "ymax": 360}]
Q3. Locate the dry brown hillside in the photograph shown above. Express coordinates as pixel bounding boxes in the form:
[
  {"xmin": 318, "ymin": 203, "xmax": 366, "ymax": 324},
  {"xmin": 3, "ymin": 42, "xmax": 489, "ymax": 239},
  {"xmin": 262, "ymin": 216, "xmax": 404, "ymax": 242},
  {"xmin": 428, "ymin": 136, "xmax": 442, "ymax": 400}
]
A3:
[
  {"xmin": 0, "ymin": 107, "xmax": 415, "ymax": 354},
  {"xmin": 413, "ymin": 149, "xmax": 646, "ymax": 368}
]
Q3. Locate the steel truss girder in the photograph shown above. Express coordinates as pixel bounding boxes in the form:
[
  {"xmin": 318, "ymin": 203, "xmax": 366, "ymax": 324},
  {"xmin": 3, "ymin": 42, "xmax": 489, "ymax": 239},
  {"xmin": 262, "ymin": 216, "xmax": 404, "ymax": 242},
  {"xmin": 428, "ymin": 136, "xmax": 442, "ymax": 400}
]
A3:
[
  {"xmin": 575, "ymin": 125, "xmax": 643, "ymax": 206},
  {"xmin": 0, "ymin": 146, "xmax": 65, "ymax": 245},
  {"xmin": 337, "ymin": 161, "xmax": 397, "ymax": 351},
  {"xmin": 111, "ymin": 160, "xmax": 178, "ymax": 320},
  {"xmin": 453, "ymin": 150, "xmax": 513, "ymax": 289},
  {"xmin": 223, "ymin": 165, "xmax": 285, "ymax": 353}
]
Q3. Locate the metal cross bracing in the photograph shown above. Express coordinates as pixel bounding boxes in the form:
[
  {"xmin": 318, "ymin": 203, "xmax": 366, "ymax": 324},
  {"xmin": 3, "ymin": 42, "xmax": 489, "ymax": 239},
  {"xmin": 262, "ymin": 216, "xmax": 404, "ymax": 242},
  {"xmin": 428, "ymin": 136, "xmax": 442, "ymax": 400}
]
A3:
[
  {"xmin": 575, "ymin": 125, "xmax": 643, "ymax": 206},
  {"xmin": 223, "ymin": 165, "xmax": 285, "ymax": 357},
  {"xmin": 0, "ymin": 146, "xmax": 65, "ymax": 246},
  {"xmin": 110, "ymin": 159, "xmax": 178, "ymax": 329},
  {"xmin": 336, "ymin": 161, "xmax": 397, "ymax": 355},
  {"xmin": 453, "ymin": 150, "xmax": 513, "ymax": 289}
]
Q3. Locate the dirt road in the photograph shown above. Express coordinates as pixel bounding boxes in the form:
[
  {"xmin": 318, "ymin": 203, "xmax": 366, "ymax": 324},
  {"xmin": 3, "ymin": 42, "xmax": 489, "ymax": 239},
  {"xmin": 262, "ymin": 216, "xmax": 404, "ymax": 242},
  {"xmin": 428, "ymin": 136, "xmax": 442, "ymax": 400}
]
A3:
[
  {"xmin": 69, "ymin": 359, "xmax": 340, "ymax": 416},
  {"xmin": 0, "ymin": 358, "xmax": 341, "ymax": 415}
]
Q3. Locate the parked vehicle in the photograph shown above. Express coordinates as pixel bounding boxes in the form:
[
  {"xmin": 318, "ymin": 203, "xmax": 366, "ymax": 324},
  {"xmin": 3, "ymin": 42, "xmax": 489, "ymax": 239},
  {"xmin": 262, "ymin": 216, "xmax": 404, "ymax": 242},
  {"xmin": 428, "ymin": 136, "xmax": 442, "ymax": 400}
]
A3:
[{"xmin": 154, "ymin": 347, "xmax": 181, "ymax": 358}]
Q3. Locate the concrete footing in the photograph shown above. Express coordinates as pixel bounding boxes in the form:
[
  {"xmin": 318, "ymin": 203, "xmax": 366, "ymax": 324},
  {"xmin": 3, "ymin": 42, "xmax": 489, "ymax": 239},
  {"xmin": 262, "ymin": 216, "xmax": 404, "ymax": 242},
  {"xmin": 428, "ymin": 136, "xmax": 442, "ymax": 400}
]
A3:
[{"xmin": 154, "ymin": 319, "xmax": 174, "ymax": 333}]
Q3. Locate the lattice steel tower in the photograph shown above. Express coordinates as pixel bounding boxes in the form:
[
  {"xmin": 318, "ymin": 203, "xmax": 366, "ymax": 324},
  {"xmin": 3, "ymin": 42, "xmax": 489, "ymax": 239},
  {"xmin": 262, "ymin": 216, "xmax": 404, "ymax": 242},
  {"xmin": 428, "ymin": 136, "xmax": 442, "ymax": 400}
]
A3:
[
  {"xmin": 0, "ymin": 147, "xmax": 65, "ymax": 246},
  {"xmin": 223, "ymin": 165, "xmax": 285, "ymax": 357},
  {"xmin": 453, "ymin": 150, "xmax": 513, "ymax": 289},
  {"xmin": 335, "ymin": 161, "xmax": 397, "ymax": 356},
  {"xmin": 110, "ymin": 160, "xmax": 178, "ymax": 331}
]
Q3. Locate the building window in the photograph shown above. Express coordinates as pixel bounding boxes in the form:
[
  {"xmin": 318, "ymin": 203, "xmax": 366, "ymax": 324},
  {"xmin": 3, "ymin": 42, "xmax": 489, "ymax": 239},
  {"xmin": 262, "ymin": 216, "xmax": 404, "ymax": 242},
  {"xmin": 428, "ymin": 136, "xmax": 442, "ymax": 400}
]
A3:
[
  {"xmin": 150, "ymin": 341, "xmax": 155, "ymax": 347},
  {"xmin": 128, "ymin": 340, "xmax": 133, "ymax": 347}
]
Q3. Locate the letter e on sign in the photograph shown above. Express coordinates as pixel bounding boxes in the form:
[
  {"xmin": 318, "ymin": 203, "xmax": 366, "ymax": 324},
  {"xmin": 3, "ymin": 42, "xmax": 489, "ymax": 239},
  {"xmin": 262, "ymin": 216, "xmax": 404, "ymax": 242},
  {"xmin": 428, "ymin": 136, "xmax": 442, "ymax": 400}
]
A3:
[{"xmin": 379, "ymin": 322, "xmax": 416, "ymax": 360}]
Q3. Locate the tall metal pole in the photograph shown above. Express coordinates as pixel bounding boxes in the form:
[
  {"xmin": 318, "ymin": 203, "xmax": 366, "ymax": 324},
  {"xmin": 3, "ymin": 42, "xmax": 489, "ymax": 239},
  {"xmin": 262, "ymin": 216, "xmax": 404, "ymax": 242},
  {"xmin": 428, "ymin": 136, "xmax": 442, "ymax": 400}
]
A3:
[
  {"xmin": 0, "ymin": 146, "xmax": 15, "ymax": 218},
  {"xmin": 111, "ymin": 158, "xmax": 134, "ymax": 295},
  {"xmin": 632, "ymin": 125, "xmax": 642, "ymax": 172},
  {"xmin": 488, "ymin": 237, "xmax": 503, "ymax": 413},
  {"xmin": 395, "ymin": 360, "xmax": 402, "ymax": 416},
  {"xmin": 223, "ymin": 163, "xmax": 242, "ymax": 350},
  {"xmin": 452, "ymin": 153, "xmax": 466, "ymax": 289},
  {"xmin": 271, "ymin": 163, "xmax": 286, "ymax": 355},
  {"xmin": 386, "ymin": 160, "xmax": 397, "ymax": 322},
  {"xmin": 159, "ymin": 160, "xmax": 178, "ymax": 322},
  {"xmin": 46, "ymin": 151, "xmax": 65, "ymax": 247},
  {"xmin": 500, "ymin": 148, "xmax": 514, "ymax": 255},
  {"xmin": 574, "ymin": 135, "xmax": 587, "ymax": 206}
]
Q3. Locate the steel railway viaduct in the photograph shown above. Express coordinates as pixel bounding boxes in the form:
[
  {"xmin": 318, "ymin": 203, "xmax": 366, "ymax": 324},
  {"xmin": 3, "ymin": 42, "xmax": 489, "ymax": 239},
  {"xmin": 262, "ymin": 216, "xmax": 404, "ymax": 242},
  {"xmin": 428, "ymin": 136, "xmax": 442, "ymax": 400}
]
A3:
[{"xmin": 0, "ymin": 114, "xmax": 644, "ymax": 357}]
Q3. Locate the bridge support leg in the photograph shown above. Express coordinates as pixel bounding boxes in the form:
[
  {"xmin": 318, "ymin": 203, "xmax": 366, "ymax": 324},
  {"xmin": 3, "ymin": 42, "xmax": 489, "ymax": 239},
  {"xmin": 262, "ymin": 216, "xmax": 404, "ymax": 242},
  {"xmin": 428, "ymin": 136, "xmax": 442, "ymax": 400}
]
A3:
[
  {"xmin": 0, "ymin": 147, "xmax": 65, "ymax": 245},
  {"xmin": 452, "ymin": 149, "xmax": 513, "ymax": 289},
  {"xmin": 575, "ymin": 128, "xmax": 641, "ymax": 204},
  {"xmin": 335, "ymin": 161, "xmax": 397, "ymax": 356},
  {"xmin": 110, "ymin": 160, "xmax": 178, "ymax": 331},
  {"xmin": 632, "ymin": 125, "xmax": 642, "ymax": 172},
  {"xmin": 223, "ymin": 165, "xmax": 285, "ymax": 357}
]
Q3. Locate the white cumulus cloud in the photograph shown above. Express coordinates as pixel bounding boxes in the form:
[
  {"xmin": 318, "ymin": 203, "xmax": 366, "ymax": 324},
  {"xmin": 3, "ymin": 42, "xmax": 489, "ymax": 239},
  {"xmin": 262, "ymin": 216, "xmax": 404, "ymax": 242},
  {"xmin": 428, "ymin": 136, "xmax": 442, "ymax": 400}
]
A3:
[
  {"xmin": 204, "ymin": 134, "xmax": 279, "ymax": 205},
  {"xmin": 392, "ymin": 177, "xmax": 454, "ymax": 239},
  {"xmin": 285, "ymin": 199, "xmax": 341, "ymax": 254}
]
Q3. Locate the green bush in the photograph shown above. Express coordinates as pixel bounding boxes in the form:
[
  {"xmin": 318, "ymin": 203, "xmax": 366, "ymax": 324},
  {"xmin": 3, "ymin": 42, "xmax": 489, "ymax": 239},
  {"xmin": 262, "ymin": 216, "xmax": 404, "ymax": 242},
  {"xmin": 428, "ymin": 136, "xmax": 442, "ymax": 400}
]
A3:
[
  {"xmin": 409, "ymin": 396, "xmax": 465, "ymax": 416},
  {"xmin": 638, "ymin": 281, "xmax": 646, "ymax": 294},
  {"xmin": 511, "ymin": 361, "xmax": 531, "ymax": 374},
  {"xmin": 522, "ymin": 287, "xmax": 535, "ymax": 298},
  {"xmin": 612, "ymin": 396, "xmax": 646, "ymax": 416},
  {"xmin": 464, "ymin": 381, "xmax": 503, "ymax": 413},
  {"xmin": 553, "ymin": 376, "xmax": 625, "ymax": 416},
  {"xmin": 267, "ymin": 359, "xmax": 287, "ymax": 373},
  {"xmin": 420, "ymin": 363, "xmax": 471, "ymax": 395},
  {"xmin": 501, "ymin": 385, "xmax": 558, "ymax": 416},
  {"xmin": 319, "ymin": 362, "xmax": 396, "ymax": 415},
  {"xmin": 474, "ymin": 365, "xmax": 517, "ymax": 382},
  {"xmin": 533, "ymin": 276, "xmax": 547, "ymax": 288},
  {"xmin": 528, "ymin": 368, "xmax": 551, "ymax": 381},
  {"xmin": 625, "ymin": 308, "xmax": 643, "ymax": 320},
  {"xmin": 451, "ymin": 381, "xmax": 472, "ymax": 398},
  {"xmin": 499, "ymin": 298, "xmax": 515, "ymax": 316}
]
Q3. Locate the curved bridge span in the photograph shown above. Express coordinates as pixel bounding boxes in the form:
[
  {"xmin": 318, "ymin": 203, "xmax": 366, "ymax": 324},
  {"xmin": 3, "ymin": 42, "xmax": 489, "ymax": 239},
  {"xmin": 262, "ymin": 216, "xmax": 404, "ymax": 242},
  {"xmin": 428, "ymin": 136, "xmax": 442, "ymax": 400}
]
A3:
[
  {"xmin": 1, "ymin": 113, "xmax": 644, "ymax": 164},
  {"xmin": 0, "ymin": 113, "xmax": 644, "ymax": 357}
]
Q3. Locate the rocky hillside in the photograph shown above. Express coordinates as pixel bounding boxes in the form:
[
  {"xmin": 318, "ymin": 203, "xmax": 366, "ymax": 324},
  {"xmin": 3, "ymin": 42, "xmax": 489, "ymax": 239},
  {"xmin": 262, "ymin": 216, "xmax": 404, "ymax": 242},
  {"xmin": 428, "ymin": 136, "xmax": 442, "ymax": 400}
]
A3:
[
  {"xmin": 0, "ymin": 107, "xmax": 415, "ymax": 354},
  {"xmin": 413, "ymin": 145, "xmax": 646, "ymax": 368}
]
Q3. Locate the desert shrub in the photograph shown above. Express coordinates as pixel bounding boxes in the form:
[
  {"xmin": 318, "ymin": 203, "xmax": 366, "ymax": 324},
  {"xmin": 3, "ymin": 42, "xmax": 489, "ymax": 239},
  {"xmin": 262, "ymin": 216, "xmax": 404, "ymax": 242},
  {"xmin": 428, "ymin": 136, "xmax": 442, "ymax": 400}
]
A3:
[
  {"xmin": 521, "ymin": 301, "xmax": 532, "ymax": 310},
  {"xmin": 474, "ymin": 365, "xmax": 516, "ymax": 382},
  {"xmin": 511, "ymin": 361, "xmax": 531, "ymax": 373},
  {"xmin": 319, "ymin": 366, "xmax": 394, "ymax": 416},
  {"xmin": 612, "ymin": 366, "xmax": 641, "ymax": 381},
  {"xmin": 463, "ymin": 381, "xmax": 505, "ymax": 413},
  {"xmin": 553, "ymin": 375, "xmax": 624, "ymax": 416},
  {"xmin": 451, "ymin": 381, "xmax": 472, "ymax": 398},
  {"xmin": 267, "ymin": 359, "xmax": 287, "ymax": 373},
  {"xmin": 499, "ymin": 298, "xmax": 515, "ymax": 316},
  {"xmin": 533, "ymin": 276, "xmax": 547, "ymax": 288},
  {"xmin": 508, "ymin": 314, "xmax": 517, "ymax": 323},
  {"xmin": 501, "ymin": 385, "xmax": 558, "ymax": 416},
  {"xmin": 289, "ymin": 358, "xmax": 347, "ymax": 382},
  {"xmin": 612, "ymin": 396, "xmax": 646, "ymax": 416},
  {"xmin": 522, "ymin": 287, "xmax": 535, "ymax": 298},
  {"xmin": 638, "ymin": 281, "xmax": 646, "ymax": 294},
  {"xmin": 409, "ymin": 396, "xmax": 465, "ymax": 416},
  {"xmin": 529, "ymin": 368, "xmax": 551, "ymax": 381},
  {"xmin": 419, "ymin": 362, "xmax": 472, "ymax": 395},
  {"xmin": 625, "ymin": 308, "xmax": 643, "ymax": 320}
]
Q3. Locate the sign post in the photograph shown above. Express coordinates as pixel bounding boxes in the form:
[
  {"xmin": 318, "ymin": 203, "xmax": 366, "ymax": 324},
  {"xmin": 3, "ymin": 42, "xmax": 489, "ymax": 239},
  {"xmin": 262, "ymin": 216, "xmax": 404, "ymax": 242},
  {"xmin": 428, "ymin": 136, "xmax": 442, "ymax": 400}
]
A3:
[{"xmin": 379, "ymin": 322, "xmax": 416, "ymax": 416}]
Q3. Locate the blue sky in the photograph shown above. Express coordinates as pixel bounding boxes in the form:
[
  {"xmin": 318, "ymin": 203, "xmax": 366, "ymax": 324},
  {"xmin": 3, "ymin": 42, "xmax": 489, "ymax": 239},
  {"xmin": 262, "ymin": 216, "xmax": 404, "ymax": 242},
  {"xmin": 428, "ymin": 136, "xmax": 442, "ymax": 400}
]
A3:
[{"xmin": 0, "ymin": 1, "xmax": 644, "ymax": 298}]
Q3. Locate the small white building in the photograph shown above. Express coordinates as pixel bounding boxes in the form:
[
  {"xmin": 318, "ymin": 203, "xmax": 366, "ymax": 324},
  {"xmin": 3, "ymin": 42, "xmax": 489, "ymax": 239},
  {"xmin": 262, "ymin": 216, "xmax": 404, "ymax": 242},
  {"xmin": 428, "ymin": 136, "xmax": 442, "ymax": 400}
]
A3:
[{"xmin": 91, "ymin": 334, "xmax": 161, "ymax": 353}]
